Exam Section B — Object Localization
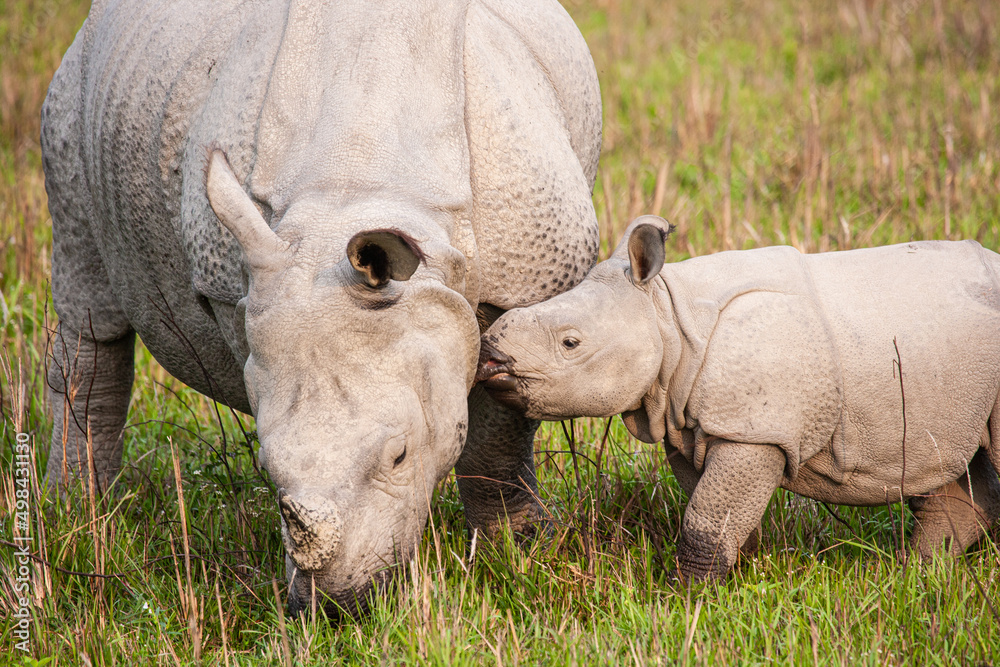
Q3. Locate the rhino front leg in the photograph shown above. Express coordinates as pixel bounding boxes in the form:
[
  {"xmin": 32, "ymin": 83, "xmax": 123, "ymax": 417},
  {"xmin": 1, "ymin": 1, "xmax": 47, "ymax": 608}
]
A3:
[
  {"xmin": 910, "ymin": 448, "xmax": 1000, "ymax": 558},
  {"xmin": 455, "ymin": 385, "xmax": 542, "ymax": 537},
  {"xmin": 676, "ymin": 442, "xmax": 785, "ymax": 580},
  {"xmin": 665, "ymin": 442, "xmax": 761, "ymax": 558}
]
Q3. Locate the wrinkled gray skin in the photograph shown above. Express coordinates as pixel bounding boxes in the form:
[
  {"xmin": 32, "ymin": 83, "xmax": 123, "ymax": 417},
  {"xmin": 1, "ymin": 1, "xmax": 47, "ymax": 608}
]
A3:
[
  {"xmin": 479, "ymin": 216, "xmax": 1000, "ymax": 580},
  {"xmin": 41, "ymin": 0, "xmax": 600, "ymax": 615}
]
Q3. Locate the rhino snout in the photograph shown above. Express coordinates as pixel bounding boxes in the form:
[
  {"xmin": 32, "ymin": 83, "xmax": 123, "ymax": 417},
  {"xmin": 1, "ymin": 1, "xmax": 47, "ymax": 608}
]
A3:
[
  {"xmin": 476, "ymin": 341, "xmax": 528, "ymax": 411},
  {"xmin": 278, "ymin": 489, "xmax": 342, "ymax": 572},
  {"xmin": 475, "ymin": 340, "xmax": 511, "ymax": 382}
]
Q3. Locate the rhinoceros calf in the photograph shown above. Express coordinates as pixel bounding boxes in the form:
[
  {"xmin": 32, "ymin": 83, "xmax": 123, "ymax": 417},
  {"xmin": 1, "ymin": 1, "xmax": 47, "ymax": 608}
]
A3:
[
  {"xmin": 42, "ymin": 0, "xmax": 601, "ymax": 614},
  {"xmin": 478, "ymin": 216, "xmax": 1000, "ymax": 579}
]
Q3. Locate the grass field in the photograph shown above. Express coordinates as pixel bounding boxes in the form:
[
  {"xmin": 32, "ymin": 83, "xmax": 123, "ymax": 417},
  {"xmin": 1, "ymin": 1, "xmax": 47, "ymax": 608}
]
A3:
[{"xmin": 2, "ymin": 0, "xmax": 999, "ymax": 664}]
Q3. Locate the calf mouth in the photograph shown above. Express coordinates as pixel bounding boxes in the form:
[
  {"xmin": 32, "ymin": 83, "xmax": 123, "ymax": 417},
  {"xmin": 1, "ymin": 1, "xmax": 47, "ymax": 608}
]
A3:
[{"xmin": 476, "ymin": 341, "xmax": 528, "ymax": 411}]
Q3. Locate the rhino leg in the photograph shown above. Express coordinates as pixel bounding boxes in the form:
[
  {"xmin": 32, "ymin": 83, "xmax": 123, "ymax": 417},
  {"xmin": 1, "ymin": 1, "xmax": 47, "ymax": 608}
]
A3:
[
  {"xmin": 47, "ymin": 326, "xmax": 135, "ymax": 493},
  {"xmin": 664, "ymin": 442, "xmax": 761, "ymax": 557},
  {"xmin": 664, "ymin": 442, "xmax": 701, "ymax": 496},
  {"xmin": 45, "ymin": 210, "xmax": 135, "ymax": 494},
  {"xmin": 455, "ymin": 385, "xmax": 542, "ymax": 538},
  {"xmin": 42, "ymin": 56, "xmax": 135, "ymax": 494},
  {"xmin": 675, "ymin": 442, "xmax": 785, "ymax": 580},
  {"xmin": 910, "ymin": 449, "xmax": 1000, "ymax": 558},
  {"xmin": 456, "ymin": 304, "xmax": 542, "ymax": 537}
]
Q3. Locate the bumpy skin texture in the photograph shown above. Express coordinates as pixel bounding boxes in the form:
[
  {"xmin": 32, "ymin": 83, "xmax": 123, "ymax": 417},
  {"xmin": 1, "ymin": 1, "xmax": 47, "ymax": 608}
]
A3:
[
  {"xmin": 46, "ymin": 330, "xmax": 135, "ymax": 492},
  {"xmin": 456, "ymin": 385, "xmax": 542, "ymax": 537},
  {"xmin": 480, "ymin": 217, "xmax": 1000, "ymax": 579},
  {"xmin": 42, "ymin": 0, "xmax": 600, "ymax": 614},
  {"xmin": 664, "ymin": 442, "xmax": 761, "ymax": 558}
]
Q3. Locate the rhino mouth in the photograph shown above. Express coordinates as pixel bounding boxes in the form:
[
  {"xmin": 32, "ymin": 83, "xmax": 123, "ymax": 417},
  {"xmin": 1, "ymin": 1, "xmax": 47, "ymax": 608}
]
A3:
[
  {"xmin": 287, "ymin": 566, "xmax": 397, "ymax": 621},
  {"xmin": 476, "ymin": 342, "xmax": 528, "ymax": 411}
]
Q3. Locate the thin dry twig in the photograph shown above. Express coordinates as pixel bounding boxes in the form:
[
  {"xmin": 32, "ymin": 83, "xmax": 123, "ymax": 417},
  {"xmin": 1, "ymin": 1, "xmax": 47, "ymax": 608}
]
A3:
[{"xmin": 892, "ymin": 337, "xmax": 908, "ymax": 567}]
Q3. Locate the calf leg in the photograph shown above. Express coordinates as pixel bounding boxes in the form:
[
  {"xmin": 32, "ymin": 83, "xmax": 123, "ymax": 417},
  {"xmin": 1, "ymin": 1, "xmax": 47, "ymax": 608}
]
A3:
[
  {"xmin": 665, "ymin": 442, "xmax": 761, "ymax": 557},
  {"xmin": 676, "ymin": 442, "xmax": 785, "ymax": 580},
  {"xmin": 910, "ymin": 449, "xmax": 1000, "ymax": 558}
]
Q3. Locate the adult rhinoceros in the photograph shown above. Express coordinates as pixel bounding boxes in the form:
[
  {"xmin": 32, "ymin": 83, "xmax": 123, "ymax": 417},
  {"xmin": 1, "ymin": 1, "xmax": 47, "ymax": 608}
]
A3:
[{"xmin": 41, "ymin": 0, "xmax": 600, "ymax": 615}]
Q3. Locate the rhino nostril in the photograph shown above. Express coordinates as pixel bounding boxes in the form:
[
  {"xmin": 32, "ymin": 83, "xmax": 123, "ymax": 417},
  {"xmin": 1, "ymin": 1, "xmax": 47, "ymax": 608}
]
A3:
[{"xmin": 279, "ymin": 491, "xmax": 306, "ymax": 533}]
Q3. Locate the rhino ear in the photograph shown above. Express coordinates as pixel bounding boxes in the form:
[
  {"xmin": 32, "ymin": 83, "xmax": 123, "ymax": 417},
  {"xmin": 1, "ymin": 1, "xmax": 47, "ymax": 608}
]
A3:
[
  {"xmin": 206, "ymin": 150, "xmax": 288, "ymax": 270},
  {"xmin": 347, "ymin": 229, "xmax": 424, "ymax": 288},
  {"xmin": 613, "ymin": 216, "xmax": 675, "ymax": 285},
  {"xmin": 627, "ymin": 221, "xmax": 672, "ymax": 285}
]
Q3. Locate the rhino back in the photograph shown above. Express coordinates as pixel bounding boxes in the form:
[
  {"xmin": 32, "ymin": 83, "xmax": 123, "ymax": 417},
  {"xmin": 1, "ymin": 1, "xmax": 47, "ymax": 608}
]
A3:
[
  {"xmin": 42, "ymin": 0, "xmax": 281, "ymax": 404},
  {"xmin": 50, "ymin": 0, "xmax": 600, "ymax": 400},
  {"xmin": 83, "ymin": 0, "xmax": 599, "ymax": 311},
  {"xmin": 55, "ymin": 0, "xmax": 472, "ymax": 396},
  {"xmin": 77, "ymin": 0, "xmax": 285, "ymax": 302}
]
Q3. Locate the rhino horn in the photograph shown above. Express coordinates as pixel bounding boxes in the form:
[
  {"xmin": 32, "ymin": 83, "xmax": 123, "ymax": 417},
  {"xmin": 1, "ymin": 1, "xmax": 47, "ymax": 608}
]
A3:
[
  {"xmin": 205, "ymin": 150, "xmax": 289, "ymax": 270},
  {"xmin": 278, "ymin": 489, "xmax": 342, "ymax": 572}
]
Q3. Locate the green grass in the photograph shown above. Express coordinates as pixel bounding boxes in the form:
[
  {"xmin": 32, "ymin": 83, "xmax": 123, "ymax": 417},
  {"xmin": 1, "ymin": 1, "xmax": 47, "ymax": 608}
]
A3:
[{"xmin": 2, "ymin": 0, "xmax": 999, "ymax": 664}]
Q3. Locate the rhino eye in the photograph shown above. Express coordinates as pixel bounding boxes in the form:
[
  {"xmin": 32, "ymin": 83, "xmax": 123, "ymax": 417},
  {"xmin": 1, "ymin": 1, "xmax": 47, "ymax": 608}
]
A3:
[
  {"xmin": 393, "ymin": 447, "xmax": 407, "ymax": 468},
  {"xmin": 562, "ymin": 337, "xmax": 580, "ymax": 350}
]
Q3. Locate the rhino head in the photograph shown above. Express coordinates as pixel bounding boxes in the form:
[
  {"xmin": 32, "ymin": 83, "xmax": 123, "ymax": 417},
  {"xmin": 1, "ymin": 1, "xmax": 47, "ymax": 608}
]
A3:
[
  {"xmin": 206, "ymin": 152, "xmax": 479, "ymax": 616},
  {"xmin": 476, "ymin": 216, "xmax": 674, "ymax": 423}
]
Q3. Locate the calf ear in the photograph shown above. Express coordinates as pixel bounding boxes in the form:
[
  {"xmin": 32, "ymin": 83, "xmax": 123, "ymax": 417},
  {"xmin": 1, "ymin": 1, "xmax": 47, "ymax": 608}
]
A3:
[
  {"xmin": 347, "ymin": 229, "xmax": 424, "ymax": 287},
  {"xmin": 612, "ymin": 216, "xmax": 675, "ymax": 285},
  {"xmin": 627, "ymin": 221, "xmax": 670, "ymax": 285}
]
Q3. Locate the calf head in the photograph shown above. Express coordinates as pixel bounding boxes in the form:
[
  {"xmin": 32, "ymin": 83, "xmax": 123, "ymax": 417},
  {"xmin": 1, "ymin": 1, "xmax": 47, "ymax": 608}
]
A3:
[
  {"xmin": 207, "ymin": 152, "xmax": 479, "ymax": 616},
  {"xmin": 477, "ymin": 216, "xmax": 673, "ymax": 421}
]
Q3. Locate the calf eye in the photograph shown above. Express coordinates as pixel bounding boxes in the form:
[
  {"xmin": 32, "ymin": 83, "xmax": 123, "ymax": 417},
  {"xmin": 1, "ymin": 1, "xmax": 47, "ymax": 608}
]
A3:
[
  {"xmin": 393, "ymin": 447, "xmax": 407, "ymax": 468},
  {"xmin": 562, "ymin": 338, "xmax": 580, "ymax": 350}
]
